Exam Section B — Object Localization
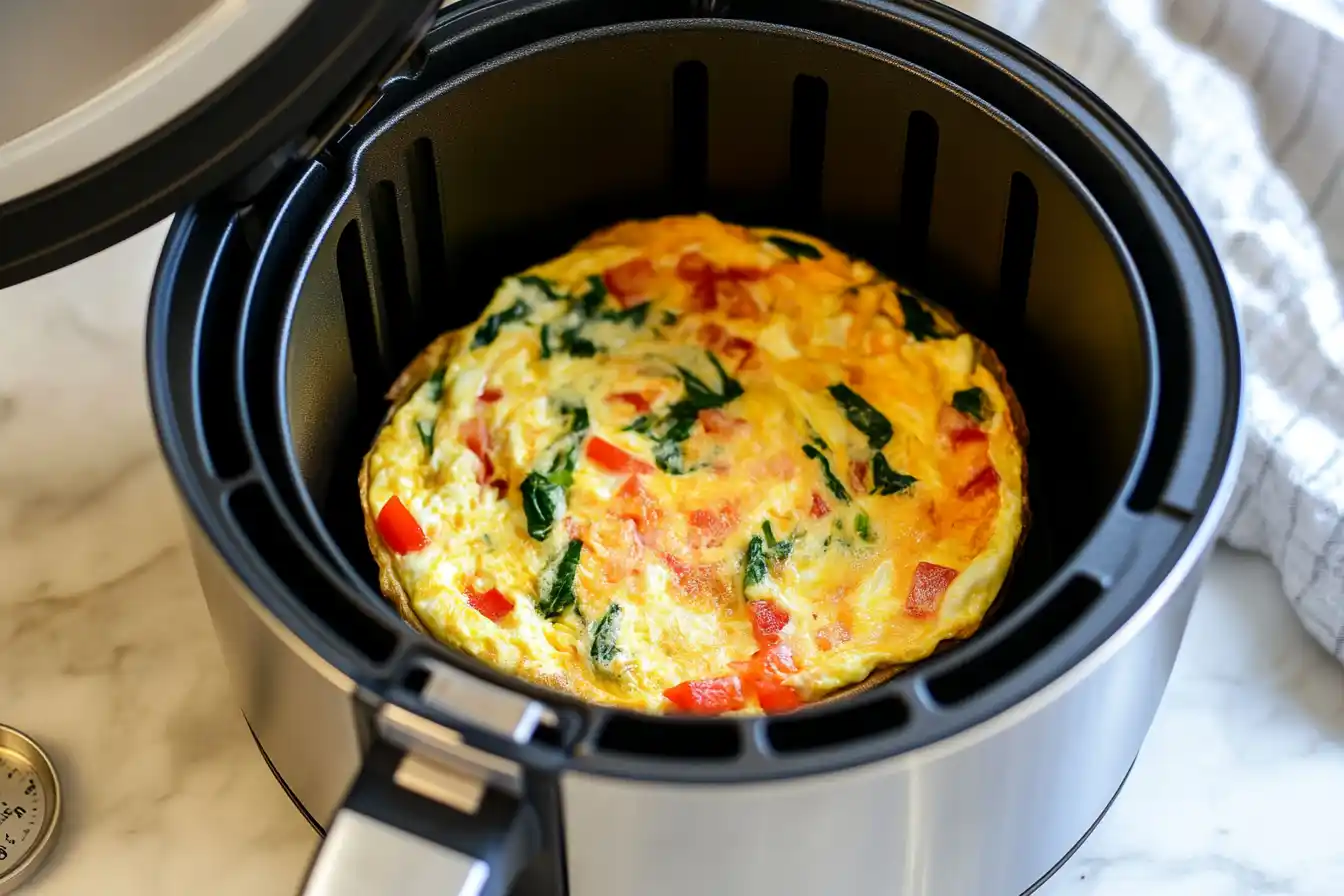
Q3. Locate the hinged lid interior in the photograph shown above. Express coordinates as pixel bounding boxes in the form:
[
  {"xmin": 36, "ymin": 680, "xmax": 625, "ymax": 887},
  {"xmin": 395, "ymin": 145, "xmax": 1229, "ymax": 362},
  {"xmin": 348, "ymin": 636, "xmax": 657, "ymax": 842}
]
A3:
[{"xmin": 0, "ymin": 0, "xmax": 440, "ymax": 289}]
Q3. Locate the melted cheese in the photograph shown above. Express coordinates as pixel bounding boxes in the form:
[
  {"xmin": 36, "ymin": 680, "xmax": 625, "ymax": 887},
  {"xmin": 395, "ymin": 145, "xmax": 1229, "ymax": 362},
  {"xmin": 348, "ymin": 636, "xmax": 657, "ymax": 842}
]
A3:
[{"xmin": 362, "ymin": 214, "xmax": 1026, "ymax": 714}]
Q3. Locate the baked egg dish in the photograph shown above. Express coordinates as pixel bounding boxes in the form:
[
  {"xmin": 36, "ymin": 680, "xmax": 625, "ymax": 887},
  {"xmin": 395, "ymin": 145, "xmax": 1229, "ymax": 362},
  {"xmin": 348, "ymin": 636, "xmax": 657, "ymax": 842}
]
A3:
[{"xmin": 360, "ymin": 214, "xmax": 1027, "ymax": 715}]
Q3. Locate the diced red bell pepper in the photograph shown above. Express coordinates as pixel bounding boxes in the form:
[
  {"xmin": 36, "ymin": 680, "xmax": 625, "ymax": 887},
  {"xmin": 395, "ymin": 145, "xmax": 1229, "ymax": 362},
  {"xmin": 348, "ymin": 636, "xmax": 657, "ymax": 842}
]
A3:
[
  {"xmin": 603, "ymin": 257, "xmax": 658, "ymax": 306},
  {"xmin": 940, "ymin": 406, "xmax": 986, "ymax": 447},
  {"xmin": 906, "ymin": 561, "xmax": 958, "ymax": 618},
  {"xmin": 466, "ymin": 587, "xmax": 514, "ymax": 622},
  {"xmin": 689, "ymin": 276, "xmax": 718, "ymax": 311},
  {"xmin": 376, "ymin": 496, "xmax": 429, "ymax": 554},
  {"xmin": 460, "ymin": 418, "xmax": 494, "ymax": 483},
  {"xmin": 676, "ymin": 252, "xmax": 714, "ymax": 282},
  {"xmin": 479, "ymin": 386, "xmax": 503, "ymax": 403},
  {"xmin": 748, "ymin": 600, "xmax": 790, "ymax": 645},
  {"xmin": 607, "ymin": 391, "xmax": 652, "ymax": 414},
  {"xmin": 688, "ymin": 505, "xmax": 738, "ymax": 548},
  {"xmin": 722, "ymin": 335, "xmax": 756, "ymax": 364},
  {"xmin": 698, "ymin": 408, "xmax": 746, "ymax": 435},
  {"xmin": 585, "ymin": 436, "xmax": 653, "ymax": 474},
  {"xmin": 810, "ymin": 491, "xmax": 831, "ymax": 518},
  {"xmin": 662, "ymin": 553, "xmax": 732, "ymax": 605},
  {"xmin": 755, "ymin": 678, "xmax": 803, "ymax": 713},
  {"xmin": 616, "ymin": 475, "xmax": 662, "ymax": 535},
  {"xmin": 950, "ymin": 427, "xmax": 988, "ymax": 447},
  {"xmin": 663, "ymin": 675, "xmax": 745, "ymax": 715},
  {"xmin": 816, "ymin": 622, "xmax": 851, "ymax": 651},
  {"xmin": 849, "ymin": 459, "xmax": 869, "ymax": 492},
  {"xmin": 721, "ymin": 281, "xmax": 761, "ymax": 320},
  {"xmin": 755, "ymin": 642, "xmax": 799, "ymax": 678},
  {"xmin": 722, "ymin": 265, "xmax": 768, "ymax": 282},
  {"xmin": 697, "ymin": 322, "xmax": 726, "ymax": 349},
  {"xmin": 733, "ymin": 643, "xmax": 802, "ymax": 714},
  {"xmin": 959, "ymin": 465, "xmax": 1001, "ymax": 499}
]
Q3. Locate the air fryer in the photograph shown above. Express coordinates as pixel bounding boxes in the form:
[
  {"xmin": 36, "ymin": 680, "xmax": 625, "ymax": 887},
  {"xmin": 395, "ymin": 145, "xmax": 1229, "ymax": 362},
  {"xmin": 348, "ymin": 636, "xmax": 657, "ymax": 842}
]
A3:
[{"xmin": 0, "ymin": 1, "xmax": 1242, "ymax": 894}]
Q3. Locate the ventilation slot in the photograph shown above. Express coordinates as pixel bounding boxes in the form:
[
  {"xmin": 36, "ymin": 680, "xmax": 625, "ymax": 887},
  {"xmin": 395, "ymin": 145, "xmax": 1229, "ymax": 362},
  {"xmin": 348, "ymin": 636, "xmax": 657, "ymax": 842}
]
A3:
[
  {"xmin": 597, "ymin": 715, "xmax": 741, "ymax": 760},
  {"xmin": 336, "ymin": 220, "xmax": 385, "ymax": 406},
  {"xmin": 1127, "ymin": 339, "xmax": 1191, "ymax": 515},
  {"xmin": 194, "ymin": 226, "xmax": 254, "ymax": 479},
  {"xmin": 371, "ymin": 181, "xmax": 414, "ymax": 368},
  {"xmin": 926, "ymin": 575, "xmax": 1103, "ymax": 706},
  {"xmin": 899, "ymin": 111, "xmax": 940, "ymax": 269},
  {"xmin": 766, "ymin": 695, "xmax": 908, "ymax": 753},
  {"xmin": 998, "ymin": 172, "xmax": 1039, "ymax": 325},
  {"xmin": 789, "ymin": 74, "xmax": 829, "ymax": 221},
  {"xmin": 227, "ymin": 483, "xmax": 398, "ymax": 663},
  {"xmin": 672, "ymin": 61, "xmax": 709, "ymax": 206},
  {"xmin": 408, "ymin": 138, "xmax": 448, "ymax": 328}
]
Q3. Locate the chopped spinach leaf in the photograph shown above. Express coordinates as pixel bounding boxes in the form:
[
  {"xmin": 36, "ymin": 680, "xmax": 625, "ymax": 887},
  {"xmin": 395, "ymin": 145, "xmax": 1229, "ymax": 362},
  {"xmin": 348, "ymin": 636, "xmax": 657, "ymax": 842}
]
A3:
[
  {"xmin": 707, "ymin": 353, "xmax": 745, "ymax": 402},
  {"xmin": 579, "ymin": 275, "xmax": 608, "ymax": 317},
  {"xmin": 546, "ymin": 403, "xmax": 590, "ymax": 489},
  {"xmin": 952, "ymin": 387, "xmax": 988, "ymax": 421},
  {"xmin": 767, "ymin": 235, "xmax": 823, "ymax": 261},
  {"xmin": 657, "ymin": 406, "xmax": 700, "ymax": 443},
  {"xmin": 624, "ymin": 415, "xmax": 654, "ymax": 434},
  {"xmin": 897, "ymin": 290, "xmax": 948, "ymax": 342},
  {"xmin": 601, "ymin": 302, "xmax": 651, "ymax": 327},
  {"xmin": 855, "ymin": 511, "xmax": 873, "ymax": 542},
  {"xmin": 761, "ymin": 520, "xmax": 793, "ymax": 561},
  {"xmin": 805, "ymin": 422, "xmax": 829, "ymax": 451},
  {"xmin": 521, "ymin": 472, "xmax": 565, "ymax": 541},
  {"xmin": 633, "ymin": 352, "xmax": 744, "ymax": 476},
  {"xmin": 652, "ymin": 438, "xmax": 685, "ymax": 475},
  {"xmin": 517, "ymin": 274, "xmax": 562, "ymax": 301},
  {"xmin": 548, "ymin": 445, "xmax": 580, "ymax": 489},
  {"xmin": 538, "ymin": 539, "xmax": 584, "ymax": 618},
  {"xmin": 539, "ymin": 324, "xmax": 552, "ymax": 359},
  {"xmin": 871, "ymin": 452, "xmax": 917, "ymax": 496},
  {"xmin": 560, "ymin": 327, "xmax": 599, "ymax": 357},
  {"xmin": 762, "ymin": 519, "xmax": 779, "ymax": 548},
  {"xmin": 744, "ymin": 535, "xmax": 768, "ymax": 588},
  {"xmin": 416, "ymin": 420, "xmax": 435, "ymax": 452},
  {"xmin": 590, "ymin": 603, "xmax": 622, "ymax": 667},
  {"xmin": 675, "ymin": 366, "xmax": 722, "ymax": 409},
  {"xmin": 802, "ymin": 444, "xmax": 851, "ymax": 503},
  {"xmin": 827, "ymin": 383, "xmax": 894, "ymax": 449},
  {"xmin": 661, "ymin": 310, "xmax": 679, "ymax": 326},
  {"xmin": 561, "ymin": 402, "xmax": 590, "ymax": 435},
  {"xmin": 473, "ymin": 299, "xmax": 531, "ymax": 348},
  {"xmin": 425, "ymin": 367, "xmax": 446, "ymax": 402},
  {"xmin": 676, "ymin": 353, "xmax": 744, "ymax": 410}
]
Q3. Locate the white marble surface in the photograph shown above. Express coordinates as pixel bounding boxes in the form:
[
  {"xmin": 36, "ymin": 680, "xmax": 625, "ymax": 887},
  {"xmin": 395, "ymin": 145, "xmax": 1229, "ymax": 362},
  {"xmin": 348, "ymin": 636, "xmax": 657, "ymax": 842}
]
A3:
[{"xmin": 0, "ymin": 226, "xmax": 1342, "ymax": 895}]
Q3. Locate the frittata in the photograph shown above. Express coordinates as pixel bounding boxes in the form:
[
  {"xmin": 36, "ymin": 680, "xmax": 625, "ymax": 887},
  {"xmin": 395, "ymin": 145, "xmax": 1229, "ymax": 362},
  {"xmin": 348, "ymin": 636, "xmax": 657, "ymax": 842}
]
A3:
[{"xmin": 360, "ymin": 214, "xmax": 1027, "ymax": 715}]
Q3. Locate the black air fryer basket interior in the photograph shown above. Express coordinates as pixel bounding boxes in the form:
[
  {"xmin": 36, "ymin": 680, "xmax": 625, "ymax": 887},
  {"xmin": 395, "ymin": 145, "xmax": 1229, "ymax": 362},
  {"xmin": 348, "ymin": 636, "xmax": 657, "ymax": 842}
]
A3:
[{"xmin": 149, "ymin": 0, "xmax": 1238, "ymax": 779}]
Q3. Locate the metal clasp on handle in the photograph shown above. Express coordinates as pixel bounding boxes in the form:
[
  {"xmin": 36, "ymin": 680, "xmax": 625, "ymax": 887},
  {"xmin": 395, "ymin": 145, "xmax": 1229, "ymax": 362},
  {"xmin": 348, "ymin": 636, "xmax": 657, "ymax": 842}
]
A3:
[
  {"xmin": 305, "ymin": 810, "xmax": 490, "ymax": 896},
  {"xmin": 297, "ymin": 662, "xmax": 551, "ymax": 896}
]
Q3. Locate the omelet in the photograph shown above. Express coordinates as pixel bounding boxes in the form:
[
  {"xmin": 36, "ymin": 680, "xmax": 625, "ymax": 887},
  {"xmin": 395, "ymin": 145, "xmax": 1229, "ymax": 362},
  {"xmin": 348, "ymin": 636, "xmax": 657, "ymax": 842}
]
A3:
[{"xmin": 360, "ymin": 214, "xmax": 1027, "ymax": 715}]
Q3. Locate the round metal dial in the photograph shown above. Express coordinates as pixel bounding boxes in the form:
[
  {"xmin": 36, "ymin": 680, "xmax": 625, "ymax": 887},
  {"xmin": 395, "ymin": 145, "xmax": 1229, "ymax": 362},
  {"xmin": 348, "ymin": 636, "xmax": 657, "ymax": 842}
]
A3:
[{"xmin": 0, "ymin": 726, "xmax": 61, "ymax": 895}]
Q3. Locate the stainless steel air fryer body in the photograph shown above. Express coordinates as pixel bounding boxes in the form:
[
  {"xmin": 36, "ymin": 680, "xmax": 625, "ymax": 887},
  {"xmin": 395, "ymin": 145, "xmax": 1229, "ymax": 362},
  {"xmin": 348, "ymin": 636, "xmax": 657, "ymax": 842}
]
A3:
[{"xmin": 143, "ymin": 2, "xmax": 1244, "ymax": 894}]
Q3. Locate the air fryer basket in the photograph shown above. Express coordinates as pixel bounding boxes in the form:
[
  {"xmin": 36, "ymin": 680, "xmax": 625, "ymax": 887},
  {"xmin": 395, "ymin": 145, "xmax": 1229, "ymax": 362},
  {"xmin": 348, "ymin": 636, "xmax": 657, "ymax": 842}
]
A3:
[
  {"xmin": 149, "ymin": 0, "xmax": 1238, "ymax": 782},
  {"xmin": 286, "ymin": 16, "xmax": 1153, "ymax": 712}
]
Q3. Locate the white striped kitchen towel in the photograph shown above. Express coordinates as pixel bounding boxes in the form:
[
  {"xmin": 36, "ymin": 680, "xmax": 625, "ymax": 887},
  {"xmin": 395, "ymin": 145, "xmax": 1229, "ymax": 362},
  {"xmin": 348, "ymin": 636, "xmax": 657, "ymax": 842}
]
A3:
[{"xmin": 945, "ymin": 0, "xmax": 1344, "ymax": 662}]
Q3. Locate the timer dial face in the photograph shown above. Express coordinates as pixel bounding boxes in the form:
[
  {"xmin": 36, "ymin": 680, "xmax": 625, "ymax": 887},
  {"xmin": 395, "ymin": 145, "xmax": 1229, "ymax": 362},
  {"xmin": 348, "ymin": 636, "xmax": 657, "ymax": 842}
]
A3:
[
  {"xmin": 0, "ymin": 728, "xmax": 60, "ymax": 894},
  {"xmin": 0, "ymin": 752, "xmax": 44, "ymax": 873}
]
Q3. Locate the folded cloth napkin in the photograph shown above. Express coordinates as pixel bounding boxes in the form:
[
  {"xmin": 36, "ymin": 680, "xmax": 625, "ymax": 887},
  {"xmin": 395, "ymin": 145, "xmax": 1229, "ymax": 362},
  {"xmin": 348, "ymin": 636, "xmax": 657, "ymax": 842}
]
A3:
[{"xmin": 944, "ymin": 0, "xmax": 1344, "ymax": 661}]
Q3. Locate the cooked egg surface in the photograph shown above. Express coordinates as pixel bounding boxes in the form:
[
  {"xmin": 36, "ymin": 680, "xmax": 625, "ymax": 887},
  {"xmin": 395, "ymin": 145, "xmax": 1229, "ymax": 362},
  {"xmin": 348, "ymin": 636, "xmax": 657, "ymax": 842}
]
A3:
[{"xmin": 361, "ymin": 214, "xmax": 1026, "ymax": 715}]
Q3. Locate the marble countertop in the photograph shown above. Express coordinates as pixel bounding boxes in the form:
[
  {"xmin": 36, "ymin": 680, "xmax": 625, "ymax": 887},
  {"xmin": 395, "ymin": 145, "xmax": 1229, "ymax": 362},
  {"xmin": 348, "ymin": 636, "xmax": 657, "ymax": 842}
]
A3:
[{"xmin": 2, "ymin": 225, "xmax": 1342, "ymax": 895}]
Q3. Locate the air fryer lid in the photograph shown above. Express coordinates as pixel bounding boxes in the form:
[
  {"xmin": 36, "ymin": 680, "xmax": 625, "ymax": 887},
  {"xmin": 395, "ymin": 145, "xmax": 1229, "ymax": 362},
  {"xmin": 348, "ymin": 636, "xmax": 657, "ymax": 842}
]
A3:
[{"xmin": 0, "ymin": 0, "xmax": 440, "ymax": 290}]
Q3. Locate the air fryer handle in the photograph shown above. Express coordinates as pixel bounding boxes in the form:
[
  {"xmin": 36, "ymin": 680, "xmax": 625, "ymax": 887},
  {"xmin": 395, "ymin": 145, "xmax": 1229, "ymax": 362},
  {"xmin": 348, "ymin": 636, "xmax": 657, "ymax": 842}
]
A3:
[{"xmin": 300, "ymin": 740, "xmax": 539, "ymax": 896}]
